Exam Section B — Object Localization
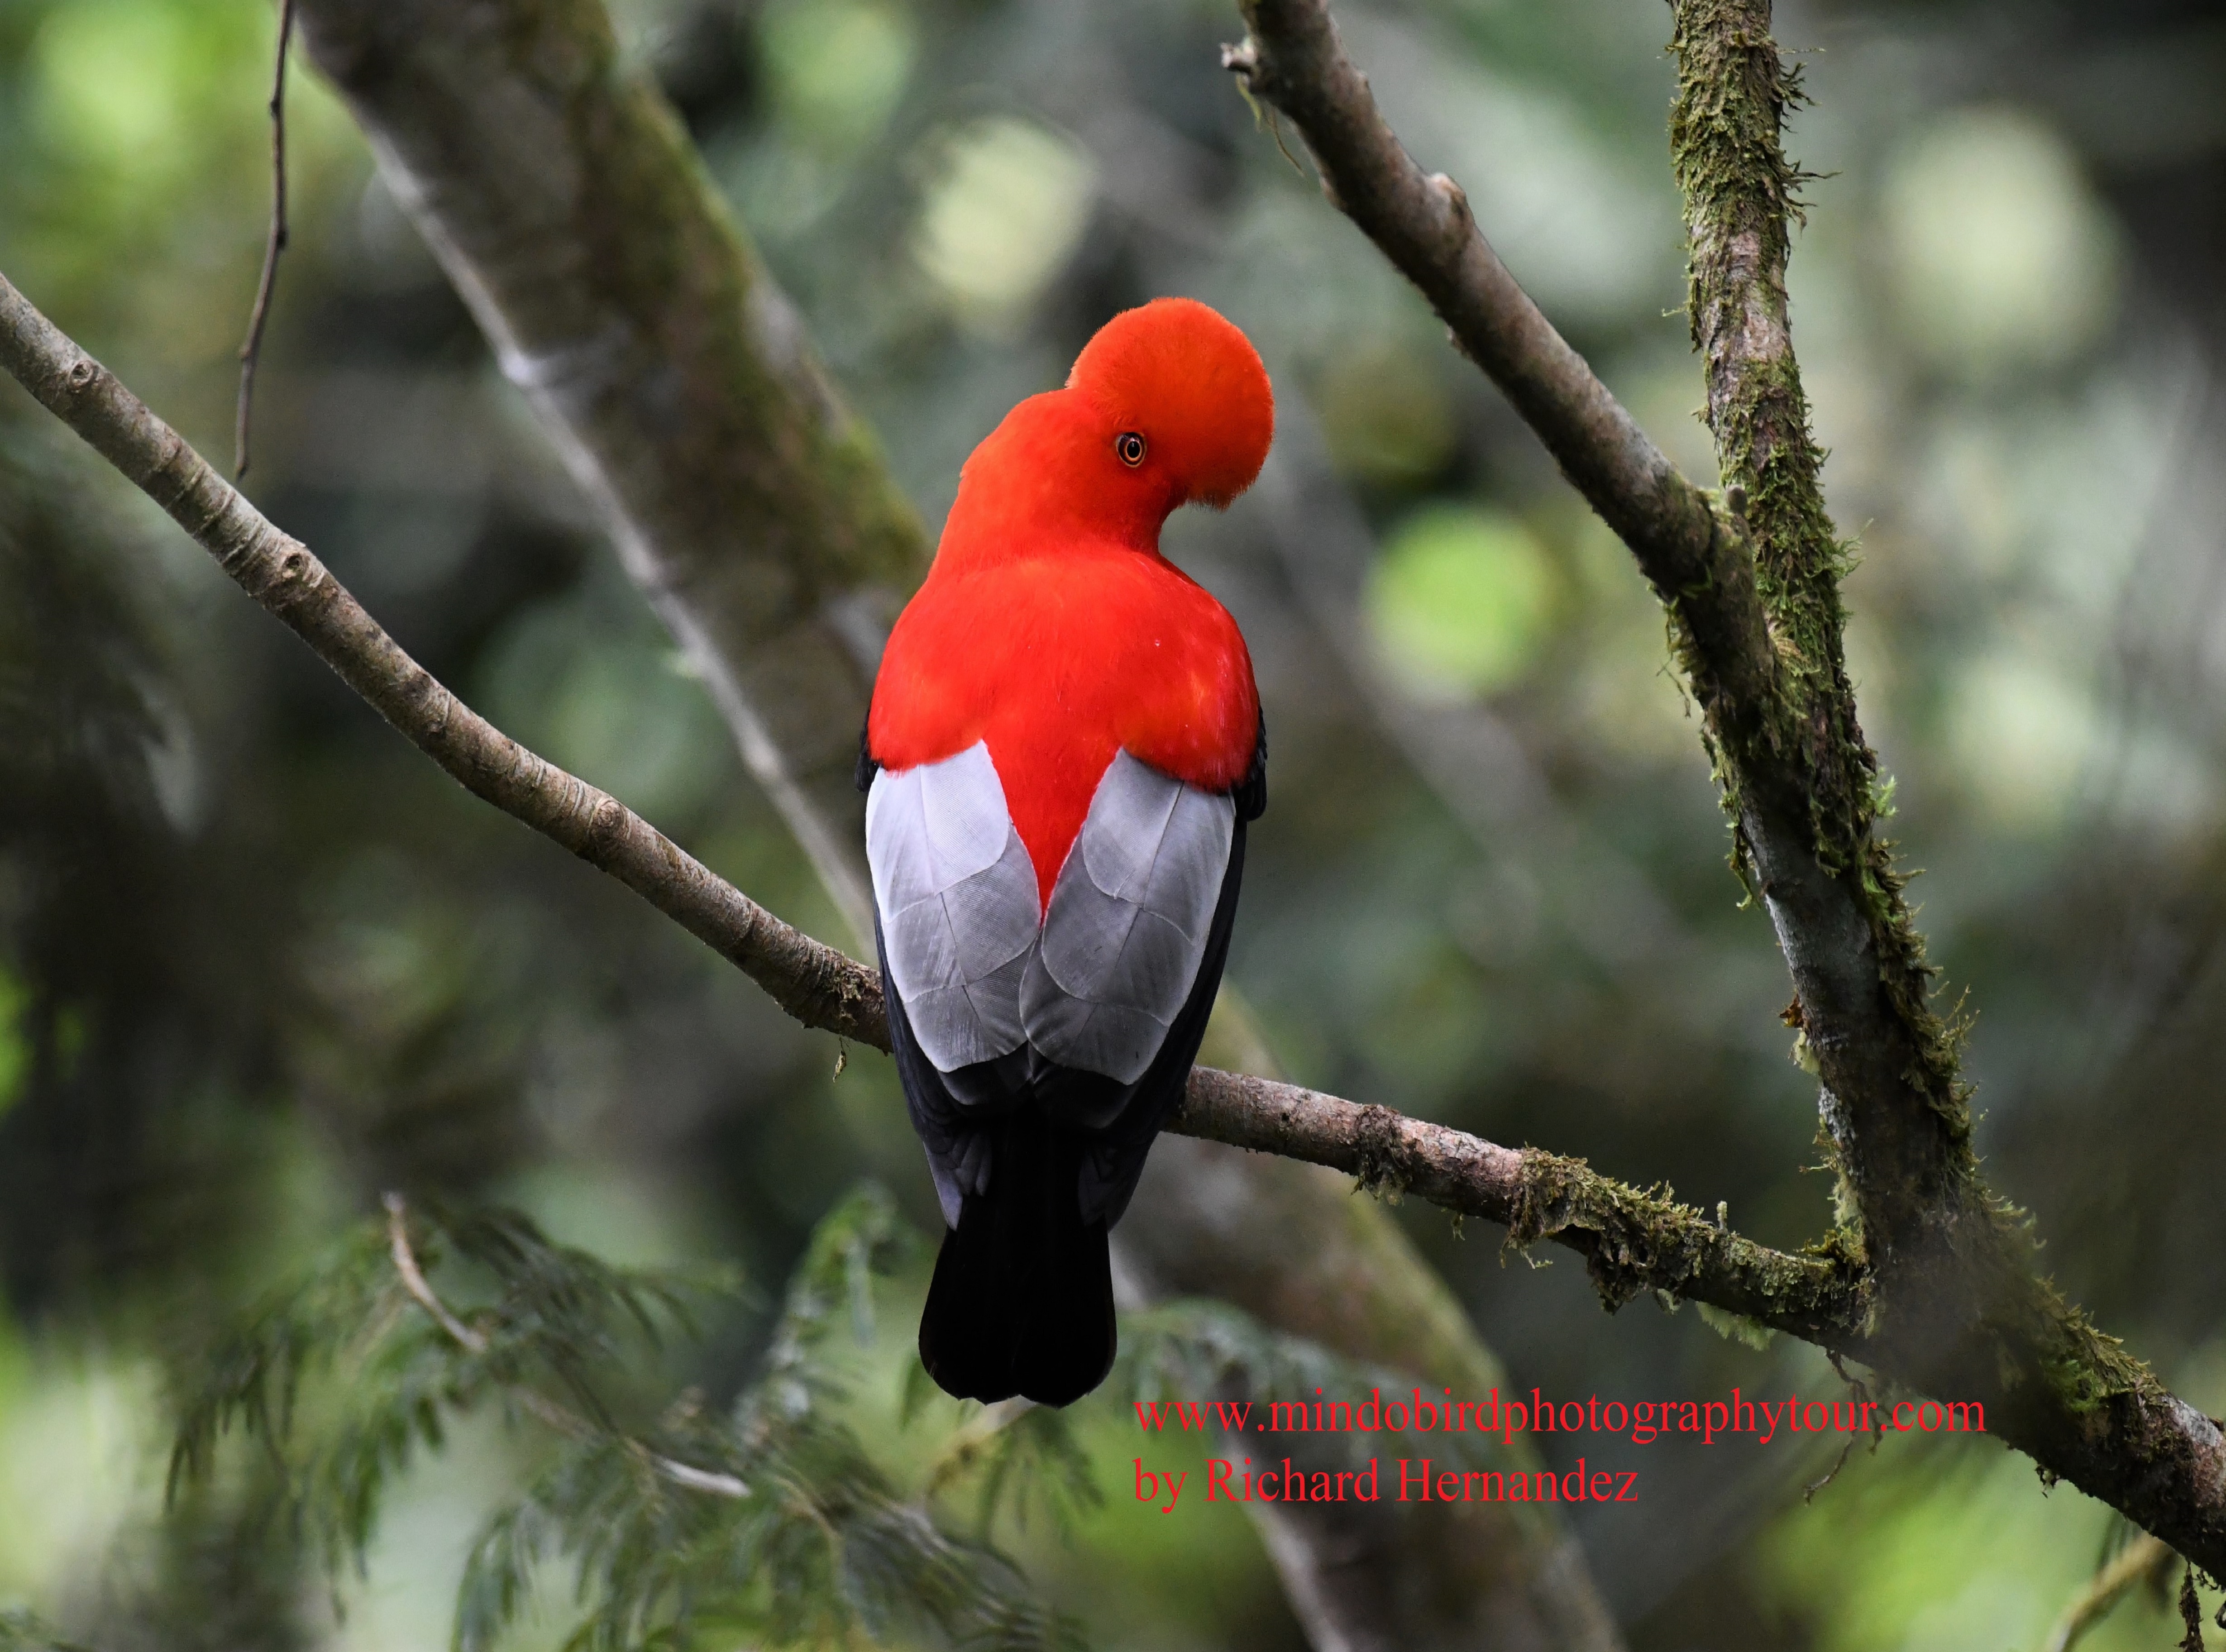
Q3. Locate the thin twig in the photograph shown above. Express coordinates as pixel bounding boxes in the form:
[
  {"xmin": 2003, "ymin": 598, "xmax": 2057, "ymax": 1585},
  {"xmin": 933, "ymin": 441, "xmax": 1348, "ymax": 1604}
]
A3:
[
  {"xmin": 1800, "ymin": 1437, "xmax": 1855, "ymax": 1505},
  {"xmin": 382, "ymin": 1191, "xmax": 488, "ymax": 1352},
  {"xmin": 2041, "ymin": 1533, "xmax": 2174, "ymax": 1652},
  {"xmin": 234, "ymin": 0, "xmax": 297, "ymax": 478},
  {"xmin": 381, "ymin": 1192, "xmax": 749, "ymax": 1499}
]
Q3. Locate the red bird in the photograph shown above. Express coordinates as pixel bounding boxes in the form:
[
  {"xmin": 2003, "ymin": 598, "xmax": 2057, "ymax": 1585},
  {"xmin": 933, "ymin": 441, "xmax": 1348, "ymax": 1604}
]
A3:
[{"xmin": 860, "ymin": 298, "xmax": 1272, "ymax": 1406}]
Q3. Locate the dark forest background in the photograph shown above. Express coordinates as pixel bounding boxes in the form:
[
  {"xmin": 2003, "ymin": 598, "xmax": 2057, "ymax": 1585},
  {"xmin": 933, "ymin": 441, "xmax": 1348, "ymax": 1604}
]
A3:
[{"xmin": 2, "ymin": 0, "xmax": 2223, "ymax": 1646}]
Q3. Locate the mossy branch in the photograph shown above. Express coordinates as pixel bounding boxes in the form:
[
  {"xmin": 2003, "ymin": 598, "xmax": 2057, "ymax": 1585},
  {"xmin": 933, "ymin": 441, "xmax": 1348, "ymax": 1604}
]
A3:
[
  {"xmin": 1669, "ymin": 0, "xmax": 1974, "ymax": 1239},
  {"xmin": 0, "ymin": 267, "xmax": 1845, "ymax": 1356},
  {"xmin": 1220, "ymin": 0, "xmax": 2226, "ymax": 1578}
]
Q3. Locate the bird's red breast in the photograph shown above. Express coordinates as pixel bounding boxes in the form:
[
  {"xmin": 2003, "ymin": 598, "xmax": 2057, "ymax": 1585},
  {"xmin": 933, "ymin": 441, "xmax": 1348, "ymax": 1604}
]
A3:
[
  {"xmin": 867, "ymin": 297, "xmax": 1270, "ymax": 909},
  {"xmin": 870, "ymin": 544, "xmax": 1256, "ymax": 911}
]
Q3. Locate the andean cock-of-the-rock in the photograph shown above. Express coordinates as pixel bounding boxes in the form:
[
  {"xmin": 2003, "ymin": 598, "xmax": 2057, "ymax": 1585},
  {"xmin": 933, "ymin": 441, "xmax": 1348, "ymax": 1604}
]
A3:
[{"xmin": 860, "ymin": 296, "xmax": 1273, "ymax": 1406}]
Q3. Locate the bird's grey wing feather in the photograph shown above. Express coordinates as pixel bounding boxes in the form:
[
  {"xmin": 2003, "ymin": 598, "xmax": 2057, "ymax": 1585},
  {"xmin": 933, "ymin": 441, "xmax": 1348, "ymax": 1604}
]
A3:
[
  {"xmin": 1021, "ymin": 751, "xmax": 1235, "ymax": 1086},
  {"xmin": 866, "ymin": 742, "xmax": 1040, "ymax": 1075}
]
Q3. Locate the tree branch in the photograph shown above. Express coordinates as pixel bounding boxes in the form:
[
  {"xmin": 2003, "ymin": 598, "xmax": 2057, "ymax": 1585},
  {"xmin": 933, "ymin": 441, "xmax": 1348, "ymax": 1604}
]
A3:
[
  {"xmin": 2040, "ymin": 1532, "xmax": 2173, "ymax": 1652},
  {"xmin": 234, "ymin": 0, "xmax": 296, "ymax": 478},
  {"xmin": 0, "ymin": 275, "xmax": 880, "ymax": 1055},
  {"xmin": 293, "ymin": 0, "xmax": 924, "ymax": 939},
  {"xmin": 1667, "ymin": 0, "xmax": 1968, "ymax": 1269},
  {"xmin": 0, "ymin": 263, "xmax": 1848, "ymax": 1345},
  {"xmin": 1220, "ymin": 5, "xmax": 1774, "ymax": 719},
  {"xmin": 1218, "ymin": 0, "xmax": 2226, "ymax": 1577},
  {"xmin": 11, "ymin": 244, "xmax": 2222, "ymax": 1567},
  {"xmin": 284, "ymin": 1, "xmax": 1627, "ymax": 1640},
  {"xmin": 1176, "ymin": 1069, "xmax": 1855, "ymax": 1336}
]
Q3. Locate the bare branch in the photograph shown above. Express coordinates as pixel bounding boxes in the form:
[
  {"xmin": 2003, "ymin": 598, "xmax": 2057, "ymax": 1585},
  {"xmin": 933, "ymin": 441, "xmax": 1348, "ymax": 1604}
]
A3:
[
  {"xmin": 1220, "ymin": 2, "xmax": 1775, "ymax": 716},
  {"xmin": 0, "ymin": 272, "xmax": 881, "ymax": 1052},
  {"xmin": 0, "ymin": 264, "xmax": 1839, "ymax": 1337},
  {"xmin": 234, "ymin": 0, "xmax": 296, "ymax": 479}
]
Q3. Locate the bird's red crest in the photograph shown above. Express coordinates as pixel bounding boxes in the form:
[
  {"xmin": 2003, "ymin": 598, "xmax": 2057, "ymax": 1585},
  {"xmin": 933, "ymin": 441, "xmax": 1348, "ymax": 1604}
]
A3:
[{"xmin": 1066, "ymin": 297, "xmax": 1275, "ymax": 509}]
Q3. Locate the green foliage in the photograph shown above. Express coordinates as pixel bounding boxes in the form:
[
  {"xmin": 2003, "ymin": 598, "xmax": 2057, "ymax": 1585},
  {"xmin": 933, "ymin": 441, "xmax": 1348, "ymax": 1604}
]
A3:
[
  {"xmin": 1122, "ymin": 1299, "xmax": 1385, "ymax": 1416},
  {"xmin": 169, "ymin": 1199, "xmax": 713, "ymax": 1579},
  {"xmin": 922, "ymin": 1400, "xmax": 1103, "ymax": 1542},
  {"xmin": 1366, "ymin": 505, "xmax": 1555, "ymax": 698},
  {"xmin": 169, "ymin": 1184, "xmax": 1081, "ymax": 1652}
]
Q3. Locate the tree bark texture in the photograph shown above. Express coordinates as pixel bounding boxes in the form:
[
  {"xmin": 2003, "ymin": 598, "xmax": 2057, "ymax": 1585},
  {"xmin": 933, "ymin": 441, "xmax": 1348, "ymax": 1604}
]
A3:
[
  {"xmin": 282, "ymin": 0, "xmax": 1625, "ymax": 1643},
  {"xmin": 296, "ymin": 0, "xmax": 917, "ymax": 937}
]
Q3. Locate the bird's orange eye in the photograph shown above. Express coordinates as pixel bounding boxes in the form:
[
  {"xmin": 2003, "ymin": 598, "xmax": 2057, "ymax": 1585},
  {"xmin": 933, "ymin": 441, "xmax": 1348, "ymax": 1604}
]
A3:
[{"xmin": 1115, "ymin": 431, "xmax": 1147, "ymax": 468}]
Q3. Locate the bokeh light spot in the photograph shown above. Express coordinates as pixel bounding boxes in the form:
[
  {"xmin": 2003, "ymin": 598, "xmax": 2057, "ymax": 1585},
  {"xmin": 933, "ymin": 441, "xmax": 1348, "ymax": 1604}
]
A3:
[
  {"xmin": 914, "ymin": 117, "xmax": 1098, "ymax": 334},
  {"xmin": 1882, "ymin": 106, "xmax": 2122, "ymax": 377},
  {"xmin": 1366, "ymin": 505, "xmax": 1552, "ymax": 698}
]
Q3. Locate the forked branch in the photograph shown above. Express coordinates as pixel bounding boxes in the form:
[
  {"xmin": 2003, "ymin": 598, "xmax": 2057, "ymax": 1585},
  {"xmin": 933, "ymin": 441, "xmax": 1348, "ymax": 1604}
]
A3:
[{"xmin": 1220, "ymin": 0, "xmax": 2226, "ymax": 1573}]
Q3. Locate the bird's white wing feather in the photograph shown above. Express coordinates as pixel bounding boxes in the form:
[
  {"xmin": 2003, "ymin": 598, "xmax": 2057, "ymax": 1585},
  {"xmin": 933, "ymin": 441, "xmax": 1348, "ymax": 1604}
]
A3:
[
  {"xmin": 1021, "ymin": 751, "xmax": 1235, "ymax": 1084},
  {"xmin": 865, "ymin": 742, "xmax": 1039, "ymax": 1074}
]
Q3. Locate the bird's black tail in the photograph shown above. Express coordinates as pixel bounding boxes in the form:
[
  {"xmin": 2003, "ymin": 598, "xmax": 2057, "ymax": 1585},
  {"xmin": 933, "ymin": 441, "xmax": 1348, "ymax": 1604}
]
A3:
[{"xmin": 917, "ymin": 1112, "xmax": 1114, "ymax": 1407}]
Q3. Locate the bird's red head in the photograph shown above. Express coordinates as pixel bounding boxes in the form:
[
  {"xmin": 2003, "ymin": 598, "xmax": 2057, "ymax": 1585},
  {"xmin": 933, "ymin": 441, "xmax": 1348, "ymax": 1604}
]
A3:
[
  {"xmin": 1065, "ymin": 297, "xmax": 1275, "ymax": 512},
  {"xmin": 937, "ymin": 298, "xmax": 1275, "ymax": 561}
]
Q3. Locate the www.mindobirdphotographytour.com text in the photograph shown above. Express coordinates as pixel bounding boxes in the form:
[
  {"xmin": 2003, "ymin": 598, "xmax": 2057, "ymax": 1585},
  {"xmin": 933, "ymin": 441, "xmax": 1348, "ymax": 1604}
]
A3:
[{"xmin": 1128, "ymin": 1387, "xmax": 1989, "ymax": 1510}]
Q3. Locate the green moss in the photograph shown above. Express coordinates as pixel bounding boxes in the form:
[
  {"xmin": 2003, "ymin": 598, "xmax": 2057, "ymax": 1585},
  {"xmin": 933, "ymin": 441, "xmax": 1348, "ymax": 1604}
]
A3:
[
  {"xmin": 1508, "ymin": 1150, "xmax": 1859, "ymax": 1327},
  {"xmin": 549, "ymin": 6, "xmax": 930, "ymax": 621},
  {"xmin": 2028, "ymin": 1284, "xmax": 2151, "ymax": 1416},
  {"xmin": 1667, "ymin": 0, "xmax": 1976, "ymax": 1183}
]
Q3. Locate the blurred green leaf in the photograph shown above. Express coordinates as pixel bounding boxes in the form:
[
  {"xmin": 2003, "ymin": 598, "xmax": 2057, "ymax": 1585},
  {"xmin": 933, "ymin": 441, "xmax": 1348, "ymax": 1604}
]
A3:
[{"xmin": 1366, "ymin": 504, "xmax": 1553, "ymax": 698}]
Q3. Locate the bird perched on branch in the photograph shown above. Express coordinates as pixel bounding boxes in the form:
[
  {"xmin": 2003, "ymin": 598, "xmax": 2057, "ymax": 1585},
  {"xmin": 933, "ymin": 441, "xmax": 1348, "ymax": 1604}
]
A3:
[{"xmin": 860, "ymin": 298, "xmax": 1272, "ymax": 1406}]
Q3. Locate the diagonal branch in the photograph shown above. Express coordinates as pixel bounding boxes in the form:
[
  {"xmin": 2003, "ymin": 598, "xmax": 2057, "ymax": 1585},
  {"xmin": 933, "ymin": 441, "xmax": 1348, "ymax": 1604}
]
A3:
[
  {"xmin": 0, "ymin": 277, "xmax": 880, "ymax": 1054},
  {"xmin": 0, "ymin": 266, "xmax": 1848, "ymax": 1341},
  {"xmin": 1218, "ymin": 0, "xmax": 2226, "ymax": 1577},
  {"xmin": 8, "ymin": 254, "xmax": 2223, "ymax": 1568},
  {"xmin": 285, "ymin": 2, "xmax": 1626, "ymax": 1640},
  {"xmin": 293, "ymin": 0, "xmax": 924, "ymax": 940},
  {"xmin": 1221, "ymin": 5, "xmax": 1775, "ymax": 722}
]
